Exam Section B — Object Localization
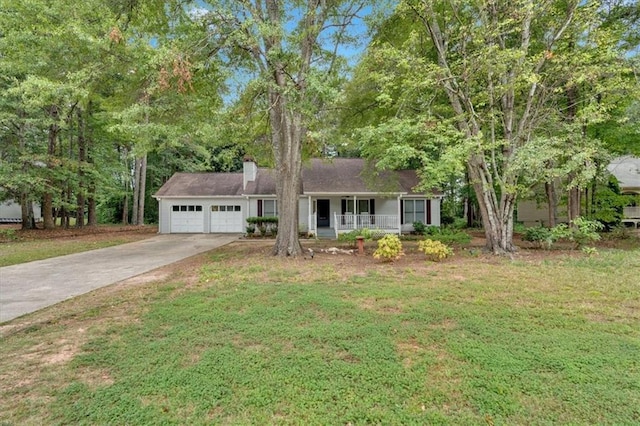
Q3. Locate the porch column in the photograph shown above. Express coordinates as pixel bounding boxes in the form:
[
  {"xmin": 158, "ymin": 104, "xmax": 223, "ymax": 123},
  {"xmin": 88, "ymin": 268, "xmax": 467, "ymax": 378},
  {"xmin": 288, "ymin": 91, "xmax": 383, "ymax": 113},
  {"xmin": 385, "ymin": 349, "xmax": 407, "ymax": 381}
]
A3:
[
  {"xmin": 353, "ymin": 195, "xmax": 357, "ymax": 229},
  {"xmin": 308, "ymin": 196, "xmax": 312, "ymax": 232},
  {"xmin": 397, "ymin": 195, "xmax": 402, "ymax": 235}
]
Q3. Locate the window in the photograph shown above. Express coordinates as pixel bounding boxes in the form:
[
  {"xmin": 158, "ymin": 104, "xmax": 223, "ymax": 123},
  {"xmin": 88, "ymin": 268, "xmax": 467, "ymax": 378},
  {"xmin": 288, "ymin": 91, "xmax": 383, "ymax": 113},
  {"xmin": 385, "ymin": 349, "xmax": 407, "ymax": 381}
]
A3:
[
  {"xmin": 259, "ymin": 199, "xmax": 278, "ymax": 217},
  {"xmin": 212, "ymin": 205, "xmax": 240, "ymax": 213},
  {"xmin": 172, "ymin": 205, "xmax": 203, "ymax": 212},
  {"xmin": 403, "ymin": 200, "xmax": 425, "ymax": 224},
  {"xmin": 344, "ymin": 199, "xmax": 370, "ymax": 214}
]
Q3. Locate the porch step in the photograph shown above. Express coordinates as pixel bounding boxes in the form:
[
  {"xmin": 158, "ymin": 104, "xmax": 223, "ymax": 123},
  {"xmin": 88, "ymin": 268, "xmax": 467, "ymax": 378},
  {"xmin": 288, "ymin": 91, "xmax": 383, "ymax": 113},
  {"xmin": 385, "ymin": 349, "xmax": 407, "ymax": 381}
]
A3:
[{"xmin": 315, "ymin": 227, "xmax": 336, "ymax": 239}]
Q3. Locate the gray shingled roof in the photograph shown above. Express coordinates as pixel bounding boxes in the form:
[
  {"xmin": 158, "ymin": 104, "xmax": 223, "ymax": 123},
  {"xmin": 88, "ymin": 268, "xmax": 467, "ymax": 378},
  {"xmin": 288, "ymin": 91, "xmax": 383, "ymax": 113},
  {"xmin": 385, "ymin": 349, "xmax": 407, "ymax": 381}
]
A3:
[
  {"xmin": 154, "ymin": 172, "xmax": 244, "ymax": 197},
  {"xmin": 302, "ymin": 158, "xmax": 425, "ymax": 194},
  {"xmin": 155, "ymin": 158, "xmax": 433, "ymax": 197},
  {"xmin": 607, "ymin": 156, "xmax": 640, "ymax": 191}
]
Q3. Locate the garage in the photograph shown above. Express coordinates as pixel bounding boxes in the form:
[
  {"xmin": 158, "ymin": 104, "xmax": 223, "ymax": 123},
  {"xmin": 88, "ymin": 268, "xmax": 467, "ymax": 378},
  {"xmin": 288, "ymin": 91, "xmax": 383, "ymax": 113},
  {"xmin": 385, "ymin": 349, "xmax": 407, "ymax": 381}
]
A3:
[
  {"xmin": 170, "ymin": 205, "xmax": 204, "ymax": 233},
  {"xmin": 211, "ymin": 204, "xmax": 243, "ymax": 233}
]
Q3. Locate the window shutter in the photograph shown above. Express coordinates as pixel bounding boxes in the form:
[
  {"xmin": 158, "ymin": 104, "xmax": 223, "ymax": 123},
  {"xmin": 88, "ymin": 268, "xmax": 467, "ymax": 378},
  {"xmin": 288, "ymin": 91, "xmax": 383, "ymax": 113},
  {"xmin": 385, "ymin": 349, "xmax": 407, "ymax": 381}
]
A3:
[
  {"xmin": 426, "ymin": 200, "xmax": 432, "ymax": 225},
  {"xmin": 257, "ymin": 199, "xmax": 263, "ymax": 217},
  {"xmin": 370, "ymin": 199, "xmax": 375, "ymax": 224},
  {"xmin": 341, "ymin": 199, "xmax": 347, "ymax": 214},
  {"xmin": 400, "ymin": 200, "xmax": 404, "ymax": 225}
]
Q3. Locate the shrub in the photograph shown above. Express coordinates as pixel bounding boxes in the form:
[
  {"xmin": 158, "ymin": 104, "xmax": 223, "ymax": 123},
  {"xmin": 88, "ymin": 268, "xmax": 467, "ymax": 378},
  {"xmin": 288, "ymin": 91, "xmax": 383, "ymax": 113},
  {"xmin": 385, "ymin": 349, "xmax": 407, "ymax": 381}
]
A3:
[
  {"xmin": 245, "ymin": 225, "xmax": 256, "ymax": 236},
  {"xmin": 570, "ymin": 217, "xmax": 603, "ymax": 248},
  {"xmin": 246, "ymin": 216, "xmax": 278, "ymax": 237},
  {"xmin": 338, "ymin": 228, "xmax": 374, "ymax": 246},
  {"xmin": 418, "ymin": 239, "xmax": 453, "ymax": 262},
  {"xmin": 373, "ymin": 234, "xmax": 404, "ymax": 262},
  {"xmin": 412, "ymin": 221, "xmax": 427, "ymax": 235},
  {"xmin": 523, "ymin": 218, "xmax": 603, "ymax": 250},
  {"xmin": 422, "ymin": 227, "xmax": 472, "ymax": 245},
  {"xmin": 523, "ymin": 226, "xmax": 554, "ymax": 249},
  {"xmin": 0, "ymin": 228, "xmax": 19, "ymax": 241}
]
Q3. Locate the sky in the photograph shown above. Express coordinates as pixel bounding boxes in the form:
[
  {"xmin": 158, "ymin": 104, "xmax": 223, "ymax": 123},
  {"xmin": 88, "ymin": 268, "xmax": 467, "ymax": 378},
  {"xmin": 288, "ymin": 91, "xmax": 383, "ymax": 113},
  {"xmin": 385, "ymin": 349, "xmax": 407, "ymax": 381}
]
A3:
[{"xmin": 188, "ymin": 1, "xmax": 377, "ymax": 104}]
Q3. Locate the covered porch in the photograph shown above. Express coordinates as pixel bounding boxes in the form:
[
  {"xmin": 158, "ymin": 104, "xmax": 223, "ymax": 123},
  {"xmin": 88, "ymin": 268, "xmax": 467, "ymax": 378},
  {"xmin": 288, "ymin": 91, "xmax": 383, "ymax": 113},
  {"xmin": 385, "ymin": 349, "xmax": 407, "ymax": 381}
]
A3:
[
  {"xmin": 305, "ymin": 194, "xmax": 403, "ymax": 238},
  {"xmin": 622, "ymin": 206, "xmax": 640, "ymax": 229},
  {"xmin": 303, "ymin": 194, "xmax": 439, "ymax": 239}
]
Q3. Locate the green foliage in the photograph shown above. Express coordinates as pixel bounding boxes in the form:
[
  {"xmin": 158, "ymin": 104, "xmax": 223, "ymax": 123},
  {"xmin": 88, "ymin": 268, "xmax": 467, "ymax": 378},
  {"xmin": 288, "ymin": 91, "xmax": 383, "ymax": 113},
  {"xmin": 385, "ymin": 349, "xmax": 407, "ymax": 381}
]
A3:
[
  {"xmin": 524, "ymin": 218, "xmax": 604, "ymax": 249},
  {"xmin": 591, "ymin": 176, "xmax": 631, "ymax": 229},
  {"xmin": 246, "ymin": 216, "xmax": 279, "ymax": 225},
  {"xmin": 422, "ymin": 227, "xmax": 472, "ymax": 245},
  {"xmin": 0, "ymin": 228, "xmax": 19, "ymax": 242},
  {"xmin": 3, "ymin": 245, "xmax": 640, "ymax": 424},
  {"xmin": 417, "ymin": 239, "xmax": 453, "ymax": 262},
  {"xmin": 412, "ymin": 221, "xmax": 427, "ymax": 235},
  {"xmin": 523, "ymin": 226, "xmax": 555, "ymax": 249},
  {"xmin": 246, "ymin": 217, "xmax": 278, "ymax": 237},
  {"xmin": 337, "ymin": 228, "xmax": 374, "ymax": 246},
  {"xmin": 581, "ymin": 246, "xmax": 599, "ymax": 257},
  {"xmin": 570, "ymin": 217, "xmax": 604, "ymax": 248},
  {"xmin": 373, "ymin": 234, "xmax": 404, "ymax": 262}
]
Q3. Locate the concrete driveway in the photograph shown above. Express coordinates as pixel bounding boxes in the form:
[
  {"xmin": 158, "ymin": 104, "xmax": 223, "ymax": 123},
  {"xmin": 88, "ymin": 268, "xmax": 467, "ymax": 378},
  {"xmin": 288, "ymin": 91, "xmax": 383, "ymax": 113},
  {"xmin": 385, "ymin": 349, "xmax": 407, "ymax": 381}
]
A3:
[{"xmin": 0, "ymin": 234, "xmax": 240, "ymax": 323}]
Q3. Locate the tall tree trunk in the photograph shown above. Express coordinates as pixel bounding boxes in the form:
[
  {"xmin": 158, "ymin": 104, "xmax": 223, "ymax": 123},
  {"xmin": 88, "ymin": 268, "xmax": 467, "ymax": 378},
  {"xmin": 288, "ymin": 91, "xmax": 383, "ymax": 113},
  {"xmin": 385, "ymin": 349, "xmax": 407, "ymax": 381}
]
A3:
[
  {"xmin": 137, "ymin": 154, "xmax": 147, "ymax": 225},
  {"xmin": 268, "ymin": 85, "xmax": 303, "ymax": 257},
  {"xmin": 568, "ymin": 185, "xmax": 581, "ymax": 222},
  {"xmin": 43, "ymin": 108, "xmax": 59, "ymax": 230},
  {"xmin": 467, "ymin": 155, "xmax": 516, "ymax": 254},
  {"xmin": 88, "ymin": 185, "xmax": 97, "ymax": 227},
  {"xmin": 84, "ymin": 102, "xmax": 97, "ymax": 227},
  {"xmin": 17, "ymin": 112, "xmax": 35, "ymax": 230},
  {"xmin": 122, "ymin": 193, "xmax": 129, "ymax": 225},
  {"xmin": 132, "ymin": 157, "xmax": 141, "ymax": 226},
  {"xmin": 545, "ymin": 180, "xmax": 559, "ymax": 227},
  {"xmin": 76, "ymin": 108, "xmax": 86, "ymax": 228}
]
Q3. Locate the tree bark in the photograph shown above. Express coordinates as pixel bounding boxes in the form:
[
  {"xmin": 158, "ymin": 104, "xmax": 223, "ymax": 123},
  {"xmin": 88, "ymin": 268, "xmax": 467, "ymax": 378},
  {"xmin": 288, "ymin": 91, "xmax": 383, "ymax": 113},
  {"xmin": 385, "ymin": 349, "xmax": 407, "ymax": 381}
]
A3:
[
  {"xmin": 545, "ymin": 180, "xmax": 558, "ymax": 227},
  {"xmin": 132, "ymin": 157, "xmax": 141, "ymax": 225},
  {"xmin": 268, "ymin": 84, "xmax": 304, "ymax": 257},
  {"xmin": 76, "ymin": 108, "xmax": 86, "ymax": 228},
  {"xmin": 568, "ymin": 186, "xmax": 581, "ymax": 222},
  {"xmin": 137, "ymin": 154, "xmax": 147, "ymax": 225},
  {"xmin": 43, "ymin": 108, "xmax": 59, "ymax": 230}
]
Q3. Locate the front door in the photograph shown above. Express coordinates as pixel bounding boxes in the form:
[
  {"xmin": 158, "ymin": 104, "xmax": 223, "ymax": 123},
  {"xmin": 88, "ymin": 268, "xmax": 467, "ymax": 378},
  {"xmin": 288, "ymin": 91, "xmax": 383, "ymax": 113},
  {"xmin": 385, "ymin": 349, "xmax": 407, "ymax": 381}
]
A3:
[{"xmin": 317, "ymin": 199, "xmax": 330, "ymax": 227}]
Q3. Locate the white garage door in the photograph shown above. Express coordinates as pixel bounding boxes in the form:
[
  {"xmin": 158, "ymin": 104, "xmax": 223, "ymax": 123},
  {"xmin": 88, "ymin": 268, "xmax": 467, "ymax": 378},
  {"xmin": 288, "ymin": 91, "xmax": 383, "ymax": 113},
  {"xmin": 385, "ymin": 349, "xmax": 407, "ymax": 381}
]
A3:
[
  {"xmin": 171, "ymin": 205, "xmax": 204, "ymax": 233},
  {"xmin": 211, "ymin": 205, "xmax": 243, "ymax": 233}
]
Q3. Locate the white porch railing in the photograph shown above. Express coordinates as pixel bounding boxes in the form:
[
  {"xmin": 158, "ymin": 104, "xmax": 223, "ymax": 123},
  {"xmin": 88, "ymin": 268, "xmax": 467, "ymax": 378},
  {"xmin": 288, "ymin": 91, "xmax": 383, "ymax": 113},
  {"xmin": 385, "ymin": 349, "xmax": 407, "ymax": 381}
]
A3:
[
  {"xmin": 308, "ymin": 213, "xmax": 317, "ymax": 234},
  {"xmin": 334, "ymin": 214, "xmax": 399, "ymax": 233},
  {"xmin": 623, "ymin": 206, "xmax": 640, "ymax": 219}
]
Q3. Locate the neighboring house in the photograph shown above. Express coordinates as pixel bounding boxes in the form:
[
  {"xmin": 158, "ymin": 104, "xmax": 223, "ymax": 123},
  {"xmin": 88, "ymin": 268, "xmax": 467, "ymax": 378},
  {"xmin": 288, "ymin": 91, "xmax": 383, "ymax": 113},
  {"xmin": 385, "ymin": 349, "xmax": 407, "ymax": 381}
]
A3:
[
  {"xmin": 0, "ymin": 199, "xmax": 42, "ymax": 224},
  {"xmin": 154, "ymin": 158, "xmax": 442, "ymax": 237},
  {"xmin": 517, "ymin": 156, "xmax": 640, "ymax": 228},
  {"xmin": 607, "ymin": 156, "xmax": 640, "ymax": 229}
]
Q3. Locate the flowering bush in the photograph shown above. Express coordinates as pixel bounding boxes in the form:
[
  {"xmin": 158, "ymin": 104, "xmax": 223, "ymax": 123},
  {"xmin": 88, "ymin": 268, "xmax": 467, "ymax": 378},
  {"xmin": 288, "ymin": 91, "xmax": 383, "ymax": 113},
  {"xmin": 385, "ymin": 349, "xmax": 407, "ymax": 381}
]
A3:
[
  {"xmin": 418, "ymin": 239, "xmax": 453, "ymax": 262},
  {"xmin": 373, "ymin": 234, "xmax": 404, "ymax": 262}
]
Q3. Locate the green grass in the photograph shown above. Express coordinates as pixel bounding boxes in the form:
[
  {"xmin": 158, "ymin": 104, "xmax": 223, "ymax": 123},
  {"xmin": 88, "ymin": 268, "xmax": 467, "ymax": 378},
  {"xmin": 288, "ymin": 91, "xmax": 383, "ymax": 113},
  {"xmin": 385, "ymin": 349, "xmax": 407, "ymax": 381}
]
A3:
[
  {"xmin": 1, "ymin": 245, "xmax": 639, "ymax": 424},
  {"xmin": 0, "ymin": 226, "xmax": 155, "ymax": 267},
  {"xmin": 0, "ymin": 238, "xmax": 138, "ymax": 267}
]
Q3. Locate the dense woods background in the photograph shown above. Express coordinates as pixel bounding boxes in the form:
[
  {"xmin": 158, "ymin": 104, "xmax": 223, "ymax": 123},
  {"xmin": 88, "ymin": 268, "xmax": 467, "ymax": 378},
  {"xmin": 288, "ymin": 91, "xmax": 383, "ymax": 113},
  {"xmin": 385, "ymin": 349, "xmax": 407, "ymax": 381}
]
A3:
[{"xmin": 1, "ymin": 0, "xmax": 638, "ymax": 254}]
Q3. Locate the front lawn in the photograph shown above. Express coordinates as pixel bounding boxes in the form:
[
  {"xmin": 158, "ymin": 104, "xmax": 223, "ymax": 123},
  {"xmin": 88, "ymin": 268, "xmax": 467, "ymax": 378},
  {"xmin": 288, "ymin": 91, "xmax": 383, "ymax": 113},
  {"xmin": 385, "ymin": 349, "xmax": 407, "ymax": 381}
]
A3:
[{"xmin": 1, "ymin": 242, "xmax": 639, "ymax": 424}]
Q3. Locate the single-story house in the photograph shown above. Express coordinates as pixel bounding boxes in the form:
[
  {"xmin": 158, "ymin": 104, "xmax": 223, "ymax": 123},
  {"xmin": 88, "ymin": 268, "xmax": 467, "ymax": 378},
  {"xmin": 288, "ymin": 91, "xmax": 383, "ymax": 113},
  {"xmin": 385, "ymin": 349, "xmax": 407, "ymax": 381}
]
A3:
[
  {"xmin": 607, "ymin": 155, "xmax": 640, "ymax": 228},
  {"xmin": 517, "ymin": 156, "xmax": 640, "ymax": 228},
  {"xmin": 154, "ymin": 158, "xmax": 442, "ymax": 237},
  {"xmin": 0, "ymin": 199, "xmax": 42, "ymax": 224}
]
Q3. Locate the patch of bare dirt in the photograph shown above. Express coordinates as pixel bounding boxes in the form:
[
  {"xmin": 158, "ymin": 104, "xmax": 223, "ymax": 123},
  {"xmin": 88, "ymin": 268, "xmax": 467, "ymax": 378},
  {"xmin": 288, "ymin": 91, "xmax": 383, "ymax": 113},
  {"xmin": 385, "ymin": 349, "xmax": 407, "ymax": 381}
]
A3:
[{"xmin": 0, "ymin": 224, "xmax": 157, "ymax": 243}]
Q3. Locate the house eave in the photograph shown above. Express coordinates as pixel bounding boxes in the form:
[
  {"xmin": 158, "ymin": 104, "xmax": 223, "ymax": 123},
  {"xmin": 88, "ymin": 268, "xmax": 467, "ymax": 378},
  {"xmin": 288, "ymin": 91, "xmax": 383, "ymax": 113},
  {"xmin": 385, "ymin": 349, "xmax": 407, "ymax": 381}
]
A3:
[{"xmin": 153, "ymin": 195, "xmax": 245, "ymax": 199}]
